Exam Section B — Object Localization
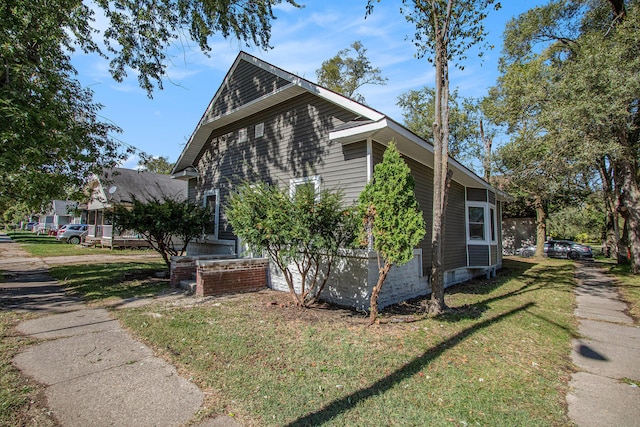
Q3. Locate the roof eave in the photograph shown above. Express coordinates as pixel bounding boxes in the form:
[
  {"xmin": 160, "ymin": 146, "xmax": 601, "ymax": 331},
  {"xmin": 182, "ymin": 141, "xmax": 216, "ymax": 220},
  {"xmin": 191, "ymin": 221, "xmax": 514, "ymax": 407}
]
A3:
[{"xmin": 330, "ymin": 118, "xmax": 510, "ymax": 201}]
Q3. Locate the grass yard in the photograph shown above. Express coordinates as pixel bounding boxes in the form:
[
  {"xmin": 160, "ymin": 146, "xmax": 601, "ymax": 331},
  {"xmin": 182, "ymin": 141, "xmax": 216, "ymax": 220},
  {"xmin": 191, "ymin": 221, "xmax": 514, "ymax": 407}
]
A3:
[
  {"xmin": 6, "ymin": 231, "xmax": 157, "ymax": 258},
  {"xmin": 608, "ymin": 262, "xmax": 640, "ymax": 323},
  {"xmin": 0, "ymin": 311, "xmax": 56, "ymax": 426},
  {"xmin": 109, "ymin": 258, "xmax": 576, "ymax": 426},
  {"xmin": 49, "ymin": 262, "xmax": 170, "ymax": 306}
]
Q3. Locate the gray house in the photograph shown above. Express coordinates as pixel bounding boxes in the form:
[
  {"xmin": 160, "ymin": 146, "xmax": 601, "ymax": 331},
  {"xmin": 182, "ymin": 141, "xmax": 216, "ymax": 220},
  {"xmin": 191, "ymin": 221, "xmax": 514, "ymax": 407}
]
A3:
[
  {"xmin": 86, "ymin": 167, "xmax": 187, "ymax": 248},
  {"xmin": 171, "ymin": 52, "xmax": 509, "ymax": 309}
]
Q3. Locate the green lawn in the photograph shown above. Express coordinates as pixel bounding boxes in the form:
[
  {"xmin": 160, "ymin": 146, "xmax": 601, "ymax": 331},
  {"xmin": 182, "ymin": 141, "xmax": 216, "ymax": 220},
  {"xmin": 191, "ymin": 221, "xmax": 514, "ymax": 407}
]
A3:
[
  {"xmin": 6, "ymin": 231, "xmax": 158, "ymax": 258},
  {"xmin": 49, "ymin": 262, "xmax": 169, "ymax": 305},
  {"xmin": 608, "ymin": 262, "xmax": 640, "ymax": 323},
  {"xmin": 0, "ymin": 252, "xmax": 577, "ymax": 426},
  {"xmin": 0, "ymin": 262, "xmax": 168, "ymax": 425},
  {"xmin": 112, "ymin": 258, "xmax": 576, "ymax": 426}
]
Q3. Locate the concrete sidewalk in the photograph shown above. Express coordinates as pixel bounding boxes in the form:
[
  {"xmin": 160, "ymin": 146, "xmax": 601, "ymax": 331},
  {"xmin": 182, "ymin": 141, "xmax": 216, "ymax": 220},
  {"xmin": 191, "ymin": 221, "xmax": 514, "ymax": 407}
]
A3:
[
  {"xmin": 0, "ymin": 233, "xmax": 240, "ymax": 427},
  {"xmin": 568, "ymin": 262, "xmax": 640, "ymax": 427}
]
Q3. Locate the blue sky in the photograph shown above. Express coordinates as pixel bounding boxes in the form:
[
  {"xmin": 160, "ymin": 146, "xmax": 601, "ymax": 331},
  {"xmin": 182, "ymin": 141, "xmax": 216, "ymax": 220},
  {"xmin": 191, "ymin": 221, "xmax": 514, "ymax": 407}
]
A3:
[{"xmin": 71, "ymin": 1, "xmax": 545, "ymax": 168}]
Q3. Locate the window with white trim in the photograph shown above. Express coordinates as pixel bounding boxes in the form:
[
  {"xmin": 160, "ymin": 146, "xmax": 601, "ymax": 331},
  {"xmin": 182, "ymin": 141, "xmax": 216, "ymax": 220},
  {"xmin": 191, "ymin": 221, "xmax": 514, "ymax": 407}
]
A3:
[
  {"xmin": 255, "ymin": 122, "xmax": 264, "ymax": 138},
  {"xmin": 466, "ymin": 202, "xmax": 498, "ymax": 244},
  {"xmin": 289, "ymin": 176, "xmax": 321, "ymax": 199},
  {"xmin": 203, "ymin": 189, "xmax": 220, "ymax": 239},
  {"xmin": 238, "ymin": 127, "xmax": 247, "ymax": 143}
]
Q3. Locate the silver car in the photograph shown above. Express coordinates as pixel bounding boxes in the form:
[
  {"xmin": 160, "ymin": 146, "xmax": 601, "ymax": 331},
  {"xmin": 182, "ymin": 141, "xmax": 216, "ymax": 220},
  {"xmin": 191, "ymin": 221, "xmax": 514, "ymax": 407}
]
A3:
[{"xmin": 55, "ymin": 224, "xmax": 88, "ymax": 244}]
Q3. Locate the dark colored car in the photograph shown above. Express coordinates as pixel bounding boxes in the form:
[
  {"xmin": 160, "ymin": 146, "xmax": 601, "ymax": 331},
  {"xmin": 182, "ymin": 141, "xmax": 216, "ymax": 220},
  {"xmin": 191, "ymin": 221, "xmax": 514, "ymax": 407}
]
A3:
[{"xmin": 519, "ymin": 240, "xmax": 593, "ymax": 260}]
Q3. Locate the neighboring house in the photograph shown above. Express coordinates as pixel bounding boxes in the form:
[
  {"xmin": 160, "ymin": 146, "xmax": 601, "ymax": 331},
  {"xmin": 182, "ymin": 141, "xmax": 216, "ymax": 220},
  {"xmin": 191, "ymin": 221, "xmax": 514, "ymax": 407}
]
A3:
[
  {"xmin": 171, "ymin": 52, "xmax": 510, "ymax": 309},
  {"xmin": 86, "ymin": 168, "xmax": 187, "ymax": 248},
  {"xmin": 36, "ymin": 200, "xmax": 83, "ymax": 234}
]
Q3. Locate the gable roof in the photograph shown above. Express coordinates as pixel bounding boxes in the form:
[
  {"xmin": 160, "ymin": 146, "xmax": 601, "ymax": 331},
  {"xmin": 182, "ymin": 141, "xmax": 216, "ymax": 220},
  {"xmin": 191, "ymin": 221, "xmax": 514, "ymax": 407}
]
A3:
[
  {"xmin": 91, "ymin": 168, "xmax": 187, "ymax": 207},
  {"xmin": 173, "ymin": 52, "xmax": 509, "ymax": 201}
]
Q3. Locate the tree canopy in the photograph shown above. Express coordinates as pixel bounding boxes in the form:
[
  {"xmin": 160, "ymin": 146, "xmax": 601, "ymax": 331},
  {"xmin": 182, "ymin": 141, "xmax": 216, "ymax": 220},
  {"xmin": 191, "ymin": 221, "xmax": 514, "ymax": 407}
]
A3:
[
  {"xmin": 493, "ymin": 0, "xmax": 640, "ymax": 270},
  {"xmin": 1, "ymin": 0, "xmax": 299, "ymax": 214},
  {"xmin": 112, "ymin": 195, "xmax": 213, "ymax": 268},
  {"xmin": 315, "ymin": 41, "xmax": 387, "ymax": 104}
]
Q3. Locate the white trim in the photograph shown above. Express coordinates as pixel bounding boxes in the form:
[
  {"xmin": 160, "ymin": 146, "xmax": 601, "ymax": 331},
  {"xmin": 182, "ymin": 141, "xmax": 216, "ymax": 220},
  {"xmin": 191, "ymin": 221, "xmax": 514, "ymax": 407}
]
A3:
[
  {"xmin": 255, "ymin": 122, "xmax": 264, "ymax": 138},
  {"xmin": 366, "ymin": 138, "xmax": 373, "ymax": 182},
  {"xmin": 465, "ymin": 200, "xmax": 498, "ymax": 246},
  {"xmin": 289, "ymin": 176, "xmax": 321, "ymax": 198},
  {"xmin": 203, "ymin": 189, "xmax": 220, "ymax": 240}
]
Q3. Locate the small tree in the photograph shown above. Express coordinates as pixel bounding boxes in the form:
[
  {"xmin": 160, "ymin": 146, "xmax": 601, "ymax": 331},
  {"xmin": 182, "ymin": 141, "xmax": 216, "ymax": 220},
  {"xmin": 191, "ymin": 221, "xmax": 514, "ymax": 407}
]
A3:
[
  {"xmin": 358, "ymin": 142, "xmax": 426, "ymax": 325},
  {"xmin": 112, "ymin": 195, "xmax": 212, "ymax": 268},
  {"xmin": 316, "ymin": 41, "xmax": 387, "ymax": 104},
  {"xmin": 226, "ymin": 181, "xmax": 357, "ymax": 306}
]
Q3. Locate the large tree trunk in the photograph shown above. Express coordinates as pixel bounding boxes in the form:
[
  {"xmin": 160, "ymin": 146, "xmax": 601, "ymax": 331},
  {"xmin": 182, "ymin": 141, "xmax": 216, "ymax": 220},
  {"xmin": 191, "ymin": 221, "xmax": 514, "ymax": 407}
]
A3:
[
  {"xmin": 429, "ymin": 29, "xmax": 451, "ymax": 315},
  {"xmin": 618, "ymin": 158, "xmax": 640, "ymax": 272},
  {"xmin": 533, "ymin": 195, "xmax": 547, "ymax": 258},
  {"xmin": 369, "ymin": 263, "xmax": 391, "ymax": 325}
]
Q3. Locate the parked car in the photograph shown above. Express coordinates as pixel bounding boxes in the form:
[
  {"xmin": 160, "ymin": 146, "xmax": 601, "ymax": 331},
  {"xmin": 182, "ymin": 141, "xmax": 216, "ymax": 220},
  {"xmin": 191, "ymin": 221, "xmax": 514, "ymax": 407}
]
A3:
[
  {"xmin": 518, "ymin": 240, "xmax": 593, "ymax": 260},
  {"xmin": 55, "ymin": 224, "xmax": 88, "ymax": 244},
  {"xmin": 24, "ymin": 222, "xmax": 37, "ymax": 231}
]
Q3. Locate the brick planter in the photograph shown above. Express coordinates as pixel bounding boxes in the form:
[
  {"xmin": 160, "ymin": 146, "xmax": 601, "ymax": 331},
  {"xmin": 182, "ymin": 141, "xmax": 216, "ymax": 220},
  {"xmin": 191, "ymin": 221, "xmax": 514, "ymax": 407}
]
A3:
[
  {"xmin": 196, "ymin": 258, "xmax": 269, "ymax": 297},
  {"xmin": 170, "ymin": 254, "xmax": 235, "ymax": 287}
]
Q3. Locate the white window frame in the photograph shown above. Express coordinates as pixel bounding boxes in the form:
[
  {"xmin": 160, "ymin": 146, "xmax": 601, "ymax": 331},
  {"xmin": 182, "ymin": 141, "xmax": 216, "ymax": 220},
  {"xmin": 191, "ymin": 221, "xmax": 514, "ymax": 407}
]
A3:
[
  {"xmin": 238, "ymin": 127, "xmax": 247, "ymax": 143},
  {"xmin": 255, "ymin": 122, "xmax": 264, "ymax": 138},
  {"xmin": 289, "ymin": 175, "xmax": 321, "ymax": 199},
  {"xmin": 466, "ymin": 201, "xmax": 498, "ymax": 245},
  {"xmin": 202, "ymin": 189, "xmax": 220, "ymax": 239}
]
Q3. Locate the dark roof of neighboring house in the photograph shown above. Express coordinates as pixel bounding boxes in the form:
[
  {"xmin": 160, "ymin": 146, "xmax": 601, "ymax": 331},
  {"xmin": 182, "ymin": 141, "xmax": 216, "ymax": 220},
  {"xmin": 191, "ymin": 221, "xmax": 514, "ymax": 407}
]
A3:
[{"xmin": 98, "ymin": 168, "xmax": 187, "ymax": 204}]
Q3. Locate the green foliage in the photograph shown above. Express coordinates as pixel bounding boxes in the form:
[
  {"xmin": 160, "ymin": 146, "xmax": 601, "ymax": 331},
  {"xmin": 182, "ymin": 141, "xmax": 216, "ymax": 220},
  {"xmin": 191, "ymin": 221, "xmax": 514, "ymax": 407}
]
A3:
[
  {"xmin": 227, "ymin": 181, "xmax": 358, "ymax": 306},
  {"xmin": 547, "ymin": 202, "xmax": 606, "ymax": 242},
  {"xmin": 112, "ymin": 195, "xmax": 213, "ymax": 267},
  {"xmin": 359, "ymin": 142, "xmax": 426, "ymax": 267},
  {"xmin": 139, "ymin": 156, "xmax": 174, "ymax": 175},
  {"xmin": 495, "ymin": 0, "xmax": 640, "ymax": 270},
  {"xmin": 315, "ymin": 41, "xmax": 387, "ymax": 104},
  {"xmin": 93, "ymin": 0, "xmax": 302, "ymax": 94},
  {"xmin": 1, "ymin": 0, "xmax": 300, "ymax": 211},
  {"xmin": 397, "ymin": 87, "xmax": 493, "ymax": 173},
  {"xmin": 358, "ymin": 142, "xmax": 425, "ymax": 322},
  {"xmin": 367, "ymin": 0, "xmax": 501, "ymax": 67},
  {"xmin": 0, "ymin": 0, "xmax": 128, "ymax": 212}
]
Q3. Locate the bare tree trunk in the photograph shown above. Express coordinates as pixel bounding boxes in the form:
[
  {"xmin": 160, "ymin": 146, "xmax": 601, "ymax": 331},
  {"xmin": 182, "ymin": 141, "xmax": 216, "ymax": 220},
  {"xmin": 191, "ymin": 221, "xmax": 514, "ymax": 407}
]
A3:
[
  {"xmin": 429, "ymin": 25, "xmax": 451, "ymax": 315},
  {"xmin": 533, "ymin": 195, "xmax": 547, "ymax": 258},
  {"xmin": 369, "ymin": 263, "xmax": 391, "ymax": 325},
  {"xmin": 480, "ymin": 119, "xmax": 492, "ymax": 183}
]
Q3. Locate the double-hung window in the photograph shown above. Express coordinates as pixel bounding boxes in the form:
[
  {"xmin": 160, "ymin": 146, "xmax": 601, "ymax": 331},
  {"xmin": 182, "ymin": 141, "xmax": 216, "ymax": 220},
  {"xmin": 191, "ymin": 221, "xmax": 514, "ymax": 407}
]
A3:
[{"xmin": 466, "ymin": 202, "xmax": 497, "ymax": 244}]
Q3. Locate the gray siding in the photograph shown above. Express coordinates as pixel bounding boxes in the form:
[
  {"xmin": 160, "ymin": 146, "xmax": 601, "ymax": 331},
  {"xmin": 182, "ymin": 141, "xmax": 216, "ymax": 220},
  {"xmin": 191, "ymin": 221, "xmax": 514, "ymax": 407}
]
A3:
[
  {"xmin": 467, "ymin": 188, "xmax": 487, "ymax": 202},
  {"xmin": 192, "ymin": 93, "xmax": 368, "ymax": 241},
  {"xmin": 443, "ymin": 181, "xmax": 467, "ymax": 270},
  {"xmin": 372, "ymin": 143, "xmax": 469, "ymax": 274},
  {"xmin": 488, "ymin": 190, "xmax": 496, "ymax": 205},
  {"xmin": 491, "ymin": 245, "xmax": 498, "ymax": 265},
  {"xmin": 209, "ymin": 61, "xmax": 290, "ymax": 119},
  {"xmin": 404, "ymin": 156, "xmax": 434, "ymax": 275},
  {"xmin": 468, "ymin": 244, "xmax": 489, "ymax": 266}
]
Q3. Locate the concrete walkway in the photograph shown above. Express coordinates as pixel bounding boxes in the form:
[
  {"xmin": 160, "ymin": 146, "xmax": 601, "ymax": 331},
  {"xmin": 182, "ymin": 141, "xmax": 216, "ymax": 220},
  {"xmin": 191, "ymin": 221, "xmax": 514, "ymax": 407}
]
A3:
[
  {"xmin": 0, "ymin": 233, "xmax": 239, "ymax": 427},
  {"xmin": 568, "ymin": 262, "xmax": 640, "ymax": 427}
]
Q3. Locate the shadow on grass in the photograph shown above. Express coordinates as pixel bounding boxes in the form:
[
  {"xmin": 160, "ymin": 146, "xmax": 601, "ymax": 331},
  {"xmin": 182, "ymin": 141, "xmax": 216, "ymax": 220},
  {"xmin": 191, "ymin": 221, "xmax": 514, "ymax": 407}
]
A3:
[
  {"xmin": 50, "ymin": 262, "xmax": 168, "ymax": 302},
  {"xmin": 284, "ymin": 302, "xmax": 535, "ymax": 427}
]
